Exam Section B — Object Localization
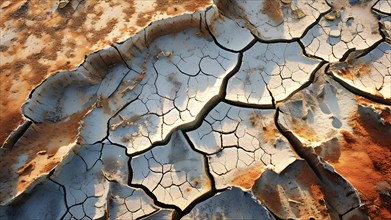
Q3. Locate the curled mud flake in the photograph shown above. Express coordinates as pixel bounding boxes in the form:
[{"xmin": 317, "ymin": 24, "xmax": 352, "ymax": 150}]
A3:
[
  {"xmin": 155, "ymin": 50, "xmax": 173, "ymax": 60},
  {"xmin": 324, "ymin": 10, "xmax": 340, "ymax": 21},
  {"xmin": 16, "ymin": 161, "xmax": 36, "ymax": 176},
  {"xmin": 36, "ymin": 150, "xmax": 47, "ymax": 155},
  {"xmin": 57, "ymin": 0, "xmax": 70, "ymax": 9},
  {"xmin": 281, "ymin": 0, "xmax": 292, "ymax": 4},
  {"xmin": 292, "ymin": 8, "xmax": 306, "ymax": 19}
]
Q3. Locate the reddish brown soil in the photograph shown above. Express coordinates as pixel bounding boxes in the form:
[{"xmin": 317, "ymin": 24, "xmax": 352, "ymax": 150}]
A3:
[
  {"xmin": 328, "ymin": 103, "xmax": 391, "ymax": 220},
  {"xmin": 1, "ymin": 0, "xmax": 133, "ymax": 145},
  {"xmin": 294, "ymin": 162, "xmax": 330, "ymax": 219},
  {"xmin": 0, "ymin": 110, "xmax": 87, "ymax": 198},
  {"xmin": 253, "ymin": 161, "xmax": 331, "ymax": 219},
  {"xmin": 309, "ymin": 184, "xmax": 330, "ymax": 218},
  {"xmin": 232, "ymin": 165, "xmax": 263, "ymax": 189},
  {"xmin": 254, "ymin": 182, "xmax": 284, "ymax": 215}
]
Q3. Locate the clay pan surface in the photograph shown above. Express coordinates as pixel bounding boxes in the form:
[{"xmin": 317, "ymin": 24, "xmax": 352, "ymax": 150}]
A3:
[{"xmin": 1, "ymin": 0, "xmax": 390, "ymax": 219}]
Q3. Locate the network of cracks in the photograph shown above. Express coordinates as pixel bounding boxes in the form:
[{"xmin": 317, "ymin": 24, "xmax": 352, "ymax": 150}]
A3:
[{"xmin": 1, "ymin": 0, "xmax": 390, "ymax": 219}]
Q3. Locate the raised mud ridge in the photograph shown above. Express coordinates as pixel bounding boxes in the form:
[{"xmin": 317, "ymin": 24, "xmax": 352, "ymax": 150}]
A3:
[{"xmin": 1, "ymin": 0, "xmax": 390, "ymax": 219}]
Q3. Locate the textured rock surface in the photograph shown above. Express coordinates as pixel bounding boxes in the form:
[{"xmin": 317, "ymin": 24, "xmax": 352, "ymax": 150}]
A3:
[{"xmin": 1, "ymin": 0, "xmax": 390, "ymax": 219}]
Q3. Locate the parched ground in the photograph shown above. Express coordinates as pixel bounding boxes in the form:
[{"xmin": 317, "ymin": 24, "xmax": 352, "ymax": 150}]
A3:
[
  {"xmin": 0, "ymin": 0, "xmax": 390, "ymax": 219},
  {"xmin": 0, "ymin": 0, "xmax": 212, "ymax": 146}
]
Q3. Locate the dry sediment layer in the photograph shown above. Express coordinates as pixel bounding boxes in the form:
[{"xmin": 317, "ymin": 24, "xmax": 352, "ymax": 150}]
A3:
[{"xmin": 0, "ymin": 0, "xmax": 390, "ymax": 219}]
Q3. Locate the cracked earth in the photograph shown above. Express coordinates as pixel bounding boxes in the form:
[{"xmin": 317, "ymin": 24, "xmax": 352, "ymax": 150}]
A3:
[{"xmin": 0, "ymin": 0, "xmax": 390, "ymax": 219}]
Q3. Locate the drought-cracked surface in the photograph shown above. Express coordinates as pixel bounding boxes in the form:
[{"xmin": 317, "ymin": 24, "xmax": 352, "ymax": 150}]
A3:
[{"xmin": 1, "ymin": 0, "xmax": 390, "ymax": 219}]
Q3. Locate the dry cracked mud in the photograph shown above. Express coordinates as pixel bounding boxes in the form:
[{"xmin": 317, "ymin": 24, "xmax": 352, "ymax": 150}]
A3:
[{"xmin": 0, "ymin": 0, "xmax": 390, "ymax": 219}]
